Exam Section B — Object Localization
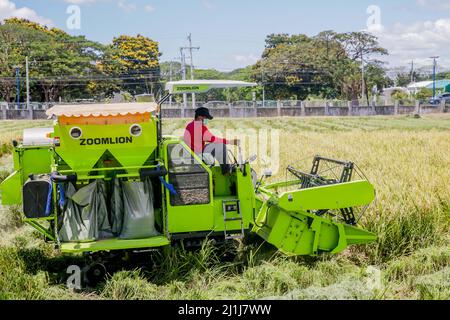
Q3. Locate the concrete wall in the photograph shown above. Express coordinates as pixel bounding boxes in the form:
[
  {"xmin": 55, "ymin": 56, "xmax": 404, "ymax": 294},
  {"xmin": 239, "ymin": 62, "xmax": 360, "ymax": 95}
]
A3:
[
  {"xmin": 398, "ymin": 105, "xmax": 416, "ymax": 115},
  {"xmin": 1, "ymin": 101, "xmax": 446, "ymax": 120},
  {"xmin": 280, "ymin": 107, "xmax": 303, "ymax": 117},
  {"xmin": 1, "ymin": 108, "xmax": 48, "ymax": 120}
]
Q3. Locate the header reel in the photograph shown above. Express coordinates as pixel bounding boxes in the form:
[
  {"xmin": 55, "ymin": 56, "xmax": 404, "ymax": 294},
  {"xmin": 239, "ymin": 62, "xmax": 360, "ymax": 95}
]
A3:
[{"xmin": 287, "ymin": 156, "xmax": 373, "ymax": 225}]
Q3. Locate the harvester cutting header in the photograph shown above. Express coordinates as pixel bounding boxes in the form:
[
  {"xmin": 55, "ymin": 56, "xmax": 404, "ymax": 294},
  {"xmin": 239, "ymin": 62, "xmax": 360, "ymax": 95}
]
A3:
[{"xmin": 0, "ymin": 80, "xmax": 376, "ymax": 264}]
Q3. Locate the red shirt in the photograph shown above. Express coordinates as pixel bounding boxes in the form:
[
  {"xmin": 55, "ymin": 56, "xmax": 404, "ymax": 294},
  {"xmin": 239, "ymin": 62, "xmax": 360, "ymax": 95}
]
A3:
[{"xmin": 184, "ymin": 120, "xmax": 229, "ymax": 154}]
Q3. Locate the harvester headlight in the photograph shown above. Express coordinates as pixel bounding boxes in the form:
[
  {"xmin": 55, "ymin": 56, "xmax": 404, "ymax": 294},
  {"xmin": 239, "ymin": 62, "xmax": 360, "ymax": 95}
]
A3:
[
  {"xmin": 130, "ymin": 124, "xmax": 142, "ymax": 137},
  {"xmin": 69, "ymin": 127, "xmax": 83, "ymax": 139}
]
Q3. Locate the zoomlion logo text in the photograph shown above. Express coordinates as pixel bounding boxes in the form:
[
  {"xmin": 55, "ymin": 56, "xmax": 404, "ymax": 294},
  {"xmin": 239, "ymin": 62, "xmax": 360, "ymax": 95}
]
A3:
[
  {"xmin": 175, "ymin": 86, "xmax": 200, "ymax": 91},
  {"xmin": 80, "ymin": 137, "xmax": 133, "ymax": 146}
]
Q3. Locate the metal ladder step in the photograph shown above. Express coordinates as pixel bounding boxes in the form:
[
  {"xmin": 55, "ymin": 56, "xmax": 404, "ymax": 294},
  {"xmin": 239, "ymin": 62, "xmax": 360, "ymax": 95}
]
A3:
[
  {"xmin": 222, "ymin": 199, "xmax": 245, "ymax": 241},
  {"xmin": 224, "ymin": 217, "xmax": 242, "ymax": 222}
]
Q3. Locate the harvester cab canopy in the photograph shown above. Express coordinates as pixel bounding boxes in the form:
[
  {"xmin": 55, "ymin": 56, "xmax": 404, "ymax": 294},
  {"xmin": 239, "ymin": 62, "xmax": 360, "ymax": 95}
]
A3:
[
  {"xmin": 159, "ymin": 80, "xmax": 257, "ymax": 105},
  {"xmin": 165, "ymin": 80, "xmax": 257, "ymax": 95}
]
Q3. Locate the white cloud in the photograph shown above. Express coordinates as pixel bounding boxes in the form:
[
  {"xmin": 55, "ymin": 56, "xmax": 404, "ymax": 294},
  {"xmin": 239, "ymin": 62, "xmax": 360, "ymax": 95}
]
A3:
[
  {"xmin": 0, "ymin": 0, "xmax": 53, "ymax": 26},
  {"xmin": 64, "ymin": 0, "xmax": 97, "ymax": 4},
  {"xmin": 117, "ymin": 0, "xmax": 136, "ymax": 12},
  {"xmin": 368, "ymin": 18, "xmax": 450, "ymax": 69},
  {"xmin": 416, "ymin": 0, "xmax": 450, "ymax": 10},
  {"xmin": 144, "ymin": 5, "xmax": 155, "ymax": 13},
  {"xmin": 233, "ymin": 54, "xmax": 259, "ymax": 64}
]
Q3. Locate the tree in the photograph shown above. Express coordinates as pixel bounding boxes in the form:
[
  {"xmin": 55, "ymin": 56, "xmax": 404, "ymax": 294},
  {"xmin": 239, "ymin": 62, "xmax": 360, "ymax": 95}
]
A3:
[
  {"xmin": 335, "ymin": 32, "xmax": 388, "ymax": 102},
  {"xmin": 0, "ymin": 19, "xmax": 29, "ymax": 102},
  {"xmin": 107, "ymin": 34, "xmax": 161, "ymax": 96},
  {"xmin": 251, "ymin": 31, "xmax": 389, "ymax": 101},
  {"xmin": 252, "ymin": 34, "xmax": 328, "ymax": 100},
  {"xmin": 365, "ymin": 62, "xmax": 393, "ymax": 94},
  {"xmin": 0, "ymin": 20, "xmax": 162, "ymax": 103},
  {"xmin": 262, "ymin": 33, "xmax": 310, "ymax": 57},
  {"xmin": 226, "ymin": 66, "xmax": 253, "ymax": 81},
  {"xmin": 0, "ymin": 18, "xmax": 107, "ymax": 102},
  {"xmin": 391, "ymin": 89, "xmax": 408, "ymax": 101},
  {"xmin": 335, "ymin": 31, "xmax": 388, "ymax": 62},
  {"xmin": 415, "ymin": 88, "xmax": 433, "ymax": 101}
]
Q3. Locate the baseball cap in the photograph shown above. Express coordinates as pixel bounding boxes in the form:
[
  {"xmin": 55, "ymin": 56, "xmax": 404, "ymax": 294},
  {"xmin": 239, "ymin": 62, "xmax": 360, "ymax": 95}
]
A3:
[{"xmin": 195, "ymin": 107, "xmax": 214, "ymax": 120}]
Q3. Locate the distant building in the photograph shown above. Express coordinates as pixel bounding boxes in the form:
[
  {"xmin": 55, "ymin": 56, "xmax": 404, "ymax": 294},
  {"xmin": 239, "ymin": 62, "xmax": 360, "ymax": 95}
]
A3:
[
  {"xmin": 407, "ymin": 79, "xmax": 450, "ymax": 94},
  {"xmin": 407, "ymin": 81, "xmax": 433, "ymax": 94}
]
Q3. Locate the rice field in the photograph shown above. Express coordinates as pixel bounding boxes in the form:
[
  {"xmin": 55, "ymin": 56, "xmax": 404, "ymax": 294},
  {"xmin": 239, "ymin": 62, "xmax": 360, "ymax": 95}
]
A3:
[{"xmin": 0, "ymin": 114, "xmax": 449, "ymax": 300}]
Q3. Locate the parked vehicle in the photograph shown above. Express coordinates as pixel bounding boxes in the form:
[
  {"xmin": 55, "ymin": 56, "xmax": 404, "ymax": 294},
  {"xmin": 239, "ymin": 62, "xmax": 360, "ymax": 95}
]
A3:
[{"xmin": 428, "ymin": 93, "xmax": 450, "ymax": 105}]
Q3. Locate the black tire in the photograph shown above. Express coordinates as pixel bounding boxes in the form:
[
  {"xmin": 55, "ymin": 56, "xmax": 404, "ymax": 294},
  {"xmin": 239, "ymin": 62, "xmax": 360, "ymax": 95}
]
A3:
[{"xmin": 83, "ymin": 262, "xmax": 107, "ymax": 287}]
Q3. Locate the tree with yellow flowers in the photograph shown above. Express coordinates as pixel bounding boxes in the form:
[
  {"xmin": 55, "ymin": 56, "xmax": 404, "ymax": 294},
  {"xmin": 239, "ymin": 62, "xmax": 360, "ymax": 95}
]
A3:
[{"xmin": 106, "ymin": 34, "xmax": 161, "ymax": 96}]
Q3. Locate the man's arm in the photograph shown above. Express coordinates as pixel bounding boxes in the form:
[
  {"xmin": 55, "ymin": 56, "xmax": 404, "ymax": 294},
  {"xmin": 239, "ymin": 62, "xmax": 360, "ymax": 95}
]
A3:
[
  {"xmin": 203, "ymin": 126, "xmax": 240, "ymax": 145},
  {"xmin": 203, "ymin": 126, "xmax": 229, "ymax": 144}
]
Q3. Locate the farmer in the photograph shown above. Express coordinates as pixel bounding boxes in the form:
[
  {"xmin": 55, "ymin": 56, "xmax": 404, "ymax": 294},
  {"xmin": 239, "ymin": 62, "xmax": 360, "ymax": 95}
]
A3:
[{"xmin": 184, "ymin": 107, "xmax": 239, "ymax": 174}]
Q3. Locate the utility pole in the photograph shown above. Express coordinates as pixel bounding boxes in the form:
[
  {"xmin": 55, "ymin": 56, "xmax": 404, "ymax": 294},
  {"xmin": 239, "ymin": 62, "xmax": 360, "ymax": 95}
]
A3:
[
  {"xmin": 430, "ymin": 56, "xmax": 439, "ymax": 99},
  {"xmin": 169, "ymin": 60, "xmax": 173, "ymax": 107},
  {"xmin": 261, "ymin": 63, "xmax": 265, "ymax": 107},
  {"xmin": 361, "ymin": 49, "xmax": 365, "ymax": 102},
  {"xmin": 26, "ymin": 57, "xmax": 30, "ymax": 115},
  {"xmin": 188, "ymin": 33, "xmax": 198, "ymax": 108},
  {"xmin": 180, "ymin": 48, "xmax": 187, "ymax": 108},
  {"xmin": 181, "ymin": 33, "xmax": 200, "ymax": 108},
  {"xmin": 14, "ymin": 66, "xmax": 20, "ymax": 109}
]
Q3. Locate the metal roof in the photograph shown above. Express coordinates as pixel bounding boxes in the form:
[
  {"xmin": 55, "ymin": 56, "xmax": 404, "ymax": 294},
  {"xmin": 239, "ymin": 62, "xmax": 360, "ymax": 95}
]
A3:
[
  {"xmin": 426, "ymin": 79, "xmax": 450, "ymax": 89},
  {"xmin": 407, "ymin": 79, "xmax": 450, "ymax": 90},
  {"xmin": 407, "ymin": 81, "xmax": 433, "ymax": 90},
  {"xmin": 46, "ymin": 103, "xmax": 157, "ymax": 118}
]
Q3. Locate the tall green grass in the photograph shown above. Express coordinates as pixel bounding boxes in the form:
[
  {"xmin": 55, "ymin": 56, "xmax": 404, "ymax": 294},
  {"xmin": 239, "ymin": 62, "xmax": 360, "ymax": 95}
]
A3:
[{"xmin": 2, "ymin": 238, "xmax": 446, "ymax": 300}]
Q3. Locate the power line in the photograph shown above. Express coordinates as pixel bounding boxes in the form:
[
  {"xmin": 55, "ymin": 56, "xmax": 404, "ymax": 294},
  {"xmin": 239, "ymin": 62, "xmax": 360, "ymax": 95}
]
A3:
[
  {"xmin": 0, "ymin": 67, "xmax": 161, "ymax": 78},
  {"xmin": 0, "ymin": 74, "xmax": 161, "ymax": 81}
]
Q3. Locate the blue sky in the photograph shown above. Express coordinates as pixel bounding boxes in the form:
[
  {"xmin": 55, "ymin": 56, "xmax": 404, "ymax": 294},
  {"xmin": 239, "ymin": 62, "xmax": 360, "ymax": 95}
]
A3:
[{"xmin": 2, "ymin": 0, "xmax": 450, "ymax": 71}]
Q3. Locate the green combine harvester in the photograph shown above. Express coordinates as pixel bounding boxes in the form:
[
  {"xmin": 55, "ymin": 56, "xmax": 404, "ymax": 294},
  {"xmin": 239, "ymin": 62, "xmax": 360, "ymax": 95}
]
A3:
[{"xmin": 0, "ymin": 80, "xmax": 376, "ymax": 280}]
